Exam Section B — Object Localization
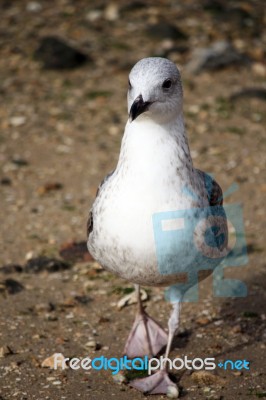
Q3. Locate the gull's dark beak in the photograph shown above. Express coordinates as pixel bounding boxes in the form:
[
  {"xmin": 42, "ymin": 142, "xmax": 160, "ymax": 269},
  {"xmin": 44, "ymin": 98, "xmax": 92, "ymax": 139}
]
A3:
[{"xmin": 129, "ymin": 94, "xmax": 151, "ymax": 122}]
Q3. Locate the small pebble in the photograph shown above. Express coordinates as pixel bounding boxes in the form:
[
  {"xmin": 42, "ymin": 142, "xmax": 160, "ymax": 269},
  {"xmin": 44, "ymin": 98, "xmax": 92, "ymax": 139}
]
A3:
[
  {"xmin": 113, "ymin": 371, "xmax": 127, "ymax": 385},
  {"xmin": 9, "ymin": 116, "xmax": 26, "ymax": 127},
  {"xmin": 84, "ymin": 340, "xmax": 101, "ymax": 350},
  {"xmin": 26, "ymin": 1, "xmax": 42, "ymax": 12},
  {"xmin": 232, "ymin": 371, "xmax": 242, "ymax": 376},
  {"xmin": 167, "ymin": 385, "xmax": 179, "ymax": 398},
  {"xmin": 0, "ymin": 345, "xmax": 13, "ymax": 358},
  {"xmin": 42, "ymin": 353, "xmax": 67, "ymax": 369}
]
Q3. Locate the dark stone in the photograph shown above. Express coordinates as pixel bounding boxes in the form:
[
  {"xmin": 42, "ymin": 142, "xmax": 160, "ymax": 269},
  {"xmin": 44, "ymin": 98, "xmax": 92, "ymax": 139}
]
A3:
[
  {"xmin": 34, "ymin": 36, "xmax": 89, "ymax": 70},
  {"xmin": 1, "ymin": 279, "xmax": 24, "ymax": 294},
  {"xmin": 243, "ymin": 311, "xmax": 259, "ymax": 318},
  {"xmin": 11, "ymin": 158, "xmax": 29, "ymax": 167},
  {"xmin": 74, "ymin": 295, "xmax": 91, "ymax": 304},
  {"xmin": 156, "ymin": 44, "xmax": 189, "ymax": 59},
  {"xmin": 246, "ymin": 243, "xmax": 263, "ymax": 254},
  {"xmin": 121, "ymin": 1, "xmax": 146, "ymax": 12},
  {"xmin": 1, "ymin": 264, "xmax": 23, "ymax": 274},
  {"xmin": 186, "ymin": 41, "xmax": 250, "ymax": 74},
  {"xmin": 0, "ymin": 177, "xmax": 12, "ymax": 185},
  {"xmin": 204, "ymin": 0, "xmax": 251, "ymax": 21},
  {"xmin": 24, "ymin": 257, "xmax": 71, "ymax": 273},
  {"xmin": 203, "ymin": 1, "xmax": 261, "ymax": 37},
  {"xmin": 230, "ymin": 88, "xmax": 266, "ymax": 102},
  {"xmin": 146, "ymin": 22, "xmax": 187, "ymax": 41},
  {"xmin": 60, "ymin": 241, "xmax": 94, "ymax": 263},
  {"xmin": 203, "ymin": 0, "xmax": 225, "ymax": 14}
]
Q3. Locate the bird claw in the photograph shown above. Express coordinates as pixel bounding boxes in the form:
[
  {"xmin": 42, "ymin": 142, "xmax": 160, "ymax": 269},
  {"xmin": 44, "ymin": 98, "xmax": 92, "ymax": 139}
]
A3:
[
  {"xmin": 124, "ymin": 310, "xmax": 168, "ymax": 358},
  {"xmin": 130, "ymin": 370, "xmax": 179, "ymax": 397}
]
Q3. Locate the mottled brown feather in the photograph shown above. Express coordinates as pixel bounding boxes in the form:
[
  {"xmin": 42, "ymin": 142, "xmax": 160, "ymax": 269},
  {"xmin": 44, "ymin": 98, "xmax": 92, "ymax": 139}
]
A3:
[
  {"xmin": 87, "ymin": 170, "xmax": 115, "ymax": 238},
  {"xmin": 196, "ymin": 169, "xmax": 223, "ymax": 206}
]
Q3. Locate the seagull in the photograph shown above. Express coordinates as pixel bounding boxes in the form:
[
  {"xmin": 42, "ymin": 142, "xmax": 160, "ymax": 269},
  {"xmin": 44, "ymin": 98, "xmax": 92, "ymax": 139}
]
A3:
[{"xmin": 87, "ymin": 57, "xmax": 228, "ymax": 397}]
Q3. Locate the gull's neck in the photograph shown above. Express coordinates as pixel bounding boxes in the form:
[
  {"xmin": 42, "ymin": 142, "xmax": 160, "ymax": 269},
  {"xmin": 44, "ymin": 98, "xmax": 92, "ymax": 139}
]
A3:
[{"xmin": 117, "ymin": 113, "xmax": 193, "ymax": 178}]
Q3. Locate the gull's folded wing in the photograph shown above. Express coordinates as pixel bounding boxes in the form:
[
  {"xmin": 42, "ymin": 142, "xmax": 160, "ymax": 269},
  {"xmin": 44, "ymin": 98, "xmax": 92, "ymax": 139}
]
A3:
[
  {"xmin": 87, "ymin": 170, "xmax": 115, "ymax": 236},
  {"xmin": 196, "ymin": 169, "xmax": 223, "ymax": 206}
]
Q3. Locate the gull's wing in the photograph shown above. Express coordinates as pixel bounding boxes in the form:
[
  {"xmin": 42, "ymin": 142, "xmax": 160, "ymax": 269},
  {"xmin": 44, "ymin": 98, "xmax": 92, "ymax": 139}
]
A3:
[
  {"xmin": 196, "ymin": 169, "xmax": 223, "ymax": 206},
  {"xmin": 87, "ymin": 170, "xmax": 115, "ymax": 236},
  {"xmin": 195, "ymin": 168, "xmax": 228, "ymax": 253}
]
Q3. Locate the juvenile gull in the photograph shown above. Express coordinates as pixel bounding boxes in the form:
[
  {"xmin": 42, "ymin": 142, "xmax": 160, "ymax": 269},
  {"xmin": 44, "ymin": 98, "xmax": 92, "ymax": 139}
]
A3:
[{"xmin": 87, "ymin": 57, "xmax": 228, "ymax": 396}]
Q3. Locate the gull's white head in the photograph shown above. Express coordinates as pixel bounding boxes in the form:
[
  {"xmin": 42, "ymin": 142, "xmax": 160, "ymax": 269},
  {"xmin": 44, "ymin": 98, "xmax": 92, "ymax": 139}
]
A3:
[{"xmin": 128, "ymin": 57, "xmax": 183, "ymax": 124}]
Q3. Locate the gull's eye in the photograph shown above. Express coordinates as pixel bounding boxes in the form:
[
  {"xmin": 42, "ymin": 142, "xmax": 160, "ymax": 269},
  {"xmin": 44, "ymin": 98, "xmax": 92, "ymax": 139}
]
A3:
[
  {"xmin": 162, "ymin": 79, "xmax": 172, "ymax": 89},
  {"xmin": 128, "ymin": 79, "xmax": 132, "ymax": 90}
]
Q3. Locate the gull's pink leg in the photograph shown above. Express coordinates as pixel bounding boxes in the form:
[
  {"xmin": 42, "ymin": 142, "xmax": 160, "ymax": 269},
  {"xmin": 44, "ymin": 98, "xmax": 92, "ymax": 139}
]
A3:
[
  {"xmin": 130, "ymin": 301, "xmax": 181, "ymax": 397},
  {"xmin": 124, "ymin": 285, "xmax": 168, "ymax": 358}
]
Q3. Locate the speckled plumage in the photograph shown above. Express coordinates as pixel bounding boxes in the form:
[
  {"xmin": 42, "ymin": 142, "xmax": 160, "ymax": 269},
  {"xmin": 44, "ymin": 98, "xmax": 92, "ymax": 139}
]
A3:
[{"xmin": 87, "ymin": 57, "xmax": 227, "ymax": 288}]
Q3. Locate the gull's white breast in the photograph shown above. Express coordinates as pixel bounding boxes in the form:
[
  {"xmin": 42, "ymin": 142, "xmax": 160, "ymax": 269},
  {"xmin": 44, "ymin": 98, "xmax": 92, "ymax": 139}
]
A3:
[{"xmin": 88, "ymin": 119, "xmax": 210, "ymax": 286}]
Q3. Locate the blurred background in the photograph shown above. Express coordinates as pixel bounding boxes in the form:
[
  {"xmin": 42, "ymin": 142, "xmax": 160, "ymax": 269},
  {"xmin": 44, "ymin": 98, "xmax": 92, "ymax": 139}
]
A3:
[{"xmin": 0, "ymin": 1, "xmax": 265, "ymax": 399}]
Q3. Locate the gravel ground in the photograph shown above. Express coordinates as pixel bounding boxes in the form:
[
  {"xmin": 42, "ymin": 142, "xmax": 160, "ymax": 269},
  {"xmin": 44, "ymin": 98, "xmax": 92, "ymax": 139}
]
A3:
[{"xmin": 0, "ymin": 1, "xmax": 265, "ymax": 399}]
